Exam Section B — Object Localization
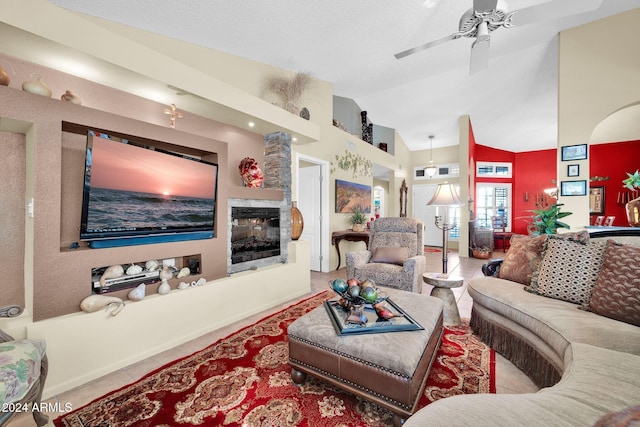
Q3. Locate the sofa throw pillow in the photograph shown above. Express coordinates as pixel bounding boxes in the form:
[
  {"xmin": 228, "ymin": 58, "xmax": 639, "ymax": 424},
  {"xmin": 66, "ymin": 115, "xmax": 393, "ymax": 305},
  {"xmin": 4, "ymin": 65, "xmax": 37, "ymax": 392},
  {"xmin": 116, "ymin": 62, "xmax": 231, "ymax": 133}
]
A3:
[
  {"xmin": 522, "ymin": 230, "xmax": 590, "ymax": 293},
  {"xmin": 528, "ymin": 237, "xmax": 605, "ymax": 305},
  {"xmin": 589, "ymin": 240, "xmax": 640, "ymax": 327},
  {"xmin": 371, "ymin": 246, "xmax": 409, "ymax": 266},
  {"xmin": 499, "ymin": 234, "xmax": 546, "ymax": 285}
]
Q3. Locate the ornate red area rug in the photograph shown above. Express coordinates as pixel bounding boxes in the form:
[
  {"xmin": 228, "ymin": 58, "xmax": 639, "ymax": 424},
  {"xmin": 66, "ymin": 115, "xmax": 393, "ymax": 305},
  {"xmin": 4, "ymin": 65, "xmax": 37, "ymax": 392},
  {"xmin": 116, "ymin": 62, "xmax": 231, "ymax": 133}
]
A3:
[{"xmin": 55, "ymin": 291, "xmax": 495, "ymax": 427}]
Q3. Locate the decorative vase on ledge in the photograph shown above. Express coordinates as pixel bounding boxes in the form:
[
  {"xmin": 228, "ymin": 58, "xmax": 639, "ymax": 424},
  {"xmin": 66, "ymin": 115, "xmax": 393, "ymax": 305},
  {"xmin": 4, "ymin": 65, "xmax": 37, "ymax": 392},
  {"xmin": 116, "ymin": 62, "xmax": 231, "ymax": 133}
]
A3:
[{"xmin": 291, "ymin": 201, "xmax": 304, "ymax": 240}]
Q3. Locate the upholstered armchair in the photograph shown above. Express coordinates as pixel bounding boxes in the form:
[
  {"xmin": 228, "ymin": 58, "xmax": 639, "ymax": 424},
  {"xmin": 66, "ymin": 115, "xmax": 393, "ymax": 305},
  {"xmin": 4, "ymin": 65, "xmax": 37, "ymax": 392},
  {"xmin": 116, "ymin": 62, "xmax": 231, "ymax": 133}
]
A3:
[
  {"xmin": 0, "ymin": 306, "xmax": 48, "ymax": 427},
  {"xmin": 346, "ymin": 217, "xmax": 425, "ymax": 293}
]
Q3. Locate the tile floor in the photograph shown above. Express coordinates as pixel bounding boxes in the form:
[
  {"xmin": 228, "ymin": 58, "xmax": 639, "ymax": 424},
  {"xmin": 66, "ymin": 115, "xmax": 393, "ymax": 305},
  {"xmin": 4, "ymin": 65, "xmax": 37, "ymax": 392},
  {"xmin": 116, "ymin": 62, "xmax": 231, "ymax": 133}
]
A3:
[{"xmin": 10, "ymin": 249, "xmax": 537, "ymax": 426}]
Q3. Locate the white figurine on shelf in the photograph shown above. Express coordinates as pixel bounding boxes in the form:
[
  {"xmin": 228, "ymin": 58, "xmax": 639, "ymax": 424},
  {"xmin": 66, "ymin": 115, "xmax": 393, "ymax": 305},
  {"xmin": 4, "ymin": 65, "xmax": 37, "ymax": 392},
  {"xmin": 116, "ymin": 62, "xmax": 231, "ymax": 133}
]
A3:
[{"xmin": 158, "ymin": 266, "xmax": 173, "ymax": 295}]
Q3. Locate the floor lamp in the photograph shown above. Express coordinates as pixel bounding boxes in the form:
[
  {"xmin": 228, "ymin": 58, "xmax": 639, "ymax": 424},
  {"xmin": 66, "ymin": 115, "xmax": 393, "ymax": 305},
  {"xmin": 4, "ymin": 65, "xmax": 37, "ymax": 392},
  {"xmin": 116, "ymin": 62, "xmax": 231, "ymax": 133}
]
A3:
[{"xmin": 427, "ymin": 182, "xmax": 464, "ymax": 274}]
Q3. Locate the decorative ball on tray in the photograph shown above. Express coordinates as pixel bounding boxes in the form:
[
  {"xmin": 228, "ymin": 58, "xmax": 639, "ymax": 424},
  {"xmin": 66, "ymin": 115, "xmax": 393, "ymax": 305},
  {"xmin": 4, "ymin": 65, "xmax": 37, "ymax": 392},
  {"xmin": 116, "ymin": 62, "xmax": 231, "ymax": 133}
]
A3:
[{"xmin": 329, "ymin": 277, "xmax": 399, "ymax": 322}]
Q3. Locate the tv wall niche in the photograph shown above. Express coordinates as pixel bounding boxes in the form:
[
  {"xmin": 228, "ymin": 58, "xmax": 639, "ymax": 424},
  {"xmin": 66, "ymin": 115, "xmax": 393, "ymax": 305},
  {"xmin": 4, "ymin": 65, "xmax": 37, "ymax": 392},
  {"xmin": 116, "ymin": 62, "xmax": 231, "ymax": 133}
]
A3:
[{"xmin": 61, "ymin": 122, "xmax": 221, "ymax": 248}]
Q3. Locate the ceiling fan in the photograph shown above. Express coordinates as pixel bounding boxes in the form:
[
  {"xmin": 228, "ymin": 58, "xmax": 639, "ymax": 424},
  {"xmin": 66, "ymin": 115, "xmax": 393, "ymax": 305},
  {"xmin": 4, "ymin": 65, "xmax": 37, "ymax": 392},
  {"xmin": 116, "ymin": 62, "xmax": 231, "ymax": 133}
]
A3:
[{"xmin": 394, "ymin": 0, "xmax": 603, "ymax": 74}]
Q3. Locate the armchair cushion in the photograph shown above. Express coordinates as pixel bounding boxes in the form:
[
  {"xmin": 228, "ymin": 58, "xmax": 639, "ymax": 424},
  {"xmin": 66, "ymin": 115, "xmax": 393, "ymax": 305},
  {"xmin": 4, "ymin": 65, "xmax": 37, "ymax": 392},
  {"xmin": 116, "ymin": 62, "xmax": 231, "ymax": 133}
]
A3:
[
  {"xmin": 371, "ymin": 246, "xmax": 409, "ymax": 265},
  {"xmin": 0, "ymin": 339, "xmax": 46, "ymax": 405}
]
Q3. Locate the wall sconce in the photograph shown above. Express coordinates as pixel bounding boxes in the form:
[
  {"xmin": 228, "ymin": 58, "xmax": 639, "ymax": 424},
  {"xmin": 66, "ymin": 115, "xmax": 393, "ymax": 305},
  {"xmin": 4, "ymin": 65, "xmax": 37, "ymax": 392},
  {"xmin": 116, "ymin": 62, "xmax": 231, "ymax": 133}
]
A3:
[
  {"xmin": 163, "ymin": 103, "xmax": 183, "ymax": 129},
  {"xmin": 544, "ymin": 187, "xmax": 558, "ymax": 198},
  {"xmin": 424, "ymin": 135, "xmax": 438, "ymax": 178},
  {"xmin": 523, "ymin": 192, "xmax": 529, "ymax": 202}
]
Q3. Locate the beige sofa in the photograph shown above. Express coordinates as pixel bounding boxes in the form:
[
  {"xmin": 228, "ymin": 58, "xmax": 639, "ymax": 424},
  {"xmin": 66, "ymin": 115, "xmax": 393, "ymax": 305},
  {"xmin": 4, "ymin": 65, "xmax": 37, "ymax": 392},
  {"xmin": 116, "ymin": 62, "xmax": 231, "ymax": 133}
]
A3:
[{"xmin": 405, "ymin": 228, "xmax": 640, "ymax": 426}]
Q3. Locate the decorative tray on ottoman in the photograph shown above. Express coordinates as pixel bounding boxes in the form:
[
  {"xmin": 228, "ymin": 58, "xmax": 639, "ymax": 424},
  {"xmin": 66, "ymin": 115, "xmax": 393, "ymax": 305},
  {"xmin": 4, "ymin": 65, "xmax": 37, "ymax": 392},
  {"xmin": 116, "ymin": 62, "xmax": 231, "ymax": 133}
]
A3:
[{"xmin": 324, "ymin": 298, "xmax": 424, "ymax": 335}]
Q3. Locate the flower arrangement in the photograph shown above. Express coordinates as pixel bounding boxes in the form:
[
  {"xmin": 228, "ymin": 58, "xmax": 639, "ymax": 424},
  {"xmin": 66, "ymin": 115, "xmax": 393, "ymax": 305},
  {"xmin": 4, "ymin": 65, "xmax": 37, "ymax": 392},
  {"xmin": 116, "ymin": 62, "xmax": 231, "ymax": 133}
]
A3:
[{"xmin": 238, "ymin": 157, "xmax": 264, "ymax": 188}]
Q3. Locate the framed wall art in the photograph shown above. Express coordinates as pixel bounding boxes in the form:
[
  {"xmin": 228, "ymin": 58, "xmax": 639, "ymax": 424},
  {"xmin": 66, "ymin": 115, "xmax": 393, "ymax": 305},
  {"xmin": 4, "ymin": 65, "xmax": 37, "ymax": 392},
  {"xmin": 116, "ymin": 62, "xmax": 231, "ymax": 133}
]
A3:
[
  {"xmin": 561, "ymin": 144, "xmax": 587, "ymax": 161},
  {"xmin": 567, "ymin": 164, "xmax": 580, "ymax": 177},
  {"xmin": 560, "ymin": 180, "xmax": 587, "ymax": 196},
  {"xmin": 335, "ymin": 179, "xmax": 371, "ymax": 213},
  {"xmin": 589, "ymin": 186, "xmax": 605, "ymax": 215}
]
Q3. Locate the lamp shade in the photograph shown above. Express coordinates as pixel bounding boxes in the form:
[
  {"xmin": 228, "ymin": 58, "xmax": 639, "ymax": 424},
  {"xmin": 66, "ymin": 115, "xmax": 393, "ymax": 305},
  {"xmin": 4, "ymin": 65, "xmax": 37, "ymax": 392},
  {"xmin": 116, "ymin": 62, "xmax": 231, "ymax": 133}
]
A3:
[{"xmin": 427, "ymin": 183, "xmax": 464, "ymax": 206}]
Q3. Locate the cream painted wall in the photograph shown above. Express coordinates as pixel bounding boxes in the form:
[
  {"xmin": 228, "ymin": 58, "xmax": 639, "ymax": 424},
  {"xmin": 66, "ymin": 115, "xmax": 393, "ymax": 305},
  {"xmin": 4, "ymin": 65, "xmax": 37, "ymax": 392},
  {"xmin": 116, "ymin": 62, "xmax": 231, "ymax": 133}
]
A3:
[{"xmin": 558, "ymin": 9, "xmax": 640, "ymax": 229}]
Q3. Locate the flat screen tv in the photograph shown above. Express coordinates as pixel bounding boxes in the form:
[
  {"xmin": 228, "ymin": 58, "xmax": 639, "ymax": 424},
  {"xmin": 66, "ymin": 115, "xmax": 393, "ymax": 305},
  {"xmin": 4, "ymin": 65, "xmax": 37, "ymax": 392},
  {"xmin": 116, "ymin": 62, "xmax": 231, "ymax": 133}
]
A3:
[{"xmin": 80, "ymin": 130, "xmax": 218, "ymax": 248}]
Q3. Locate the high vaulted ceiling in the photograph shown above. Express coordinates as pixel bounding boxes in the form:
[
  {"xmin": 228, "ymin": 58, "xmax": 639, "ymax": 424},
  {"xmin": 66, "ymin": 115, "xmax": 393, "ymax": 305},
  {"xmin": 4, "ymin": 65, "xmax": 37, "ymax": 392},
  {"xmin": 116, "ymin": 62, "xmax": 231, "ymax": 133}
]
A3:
[{"xmin": 49, "ymin": 0, "xmax": 640, "ymax": 152}]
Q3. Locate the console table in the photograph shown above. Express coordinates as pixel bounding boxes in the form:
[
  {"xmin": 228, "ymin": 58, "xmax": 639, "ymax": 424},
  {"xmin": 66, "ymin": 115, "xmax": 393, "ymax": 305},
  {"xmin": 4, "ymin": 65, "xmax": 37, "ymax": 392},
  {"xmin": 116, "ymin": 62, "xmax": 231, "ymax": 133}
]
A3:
[{"xmin": 331, "ymin": 229, "xmax": 370, "ymax": 270}]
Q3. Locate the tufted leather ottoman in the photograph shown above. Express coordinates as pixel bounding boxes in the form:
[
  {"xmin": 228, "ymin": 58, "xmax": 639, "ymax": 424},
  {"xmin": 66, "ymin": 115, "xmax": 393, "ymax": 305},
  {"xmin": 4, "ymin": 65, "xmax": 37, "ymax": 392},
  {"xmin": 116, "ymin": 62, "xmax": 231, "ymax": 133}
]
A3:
[{"xmin": 288, "ymin": 288, "xmax": 444, "ymax": 426}]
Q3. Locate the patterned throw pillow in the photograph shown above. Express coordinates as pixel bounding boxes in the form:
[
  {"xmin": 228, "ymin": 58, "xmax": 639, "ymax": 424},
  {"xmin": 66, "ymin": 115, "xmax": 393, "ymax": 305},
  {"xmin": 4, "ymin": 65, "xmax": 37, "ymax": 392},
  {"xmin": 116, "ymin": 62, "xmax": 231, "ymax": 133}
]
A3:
[
  {"xmin": 589, "ymin": 240, "xmax": 640, "ymax": 326},
  {"xmin": 528, "ymin": 237, "xmax": 606, "ymax": 305},
  {"xmin": 499, "ymin": 234, "xmax": 546, "ymax": 285},
  {"xmin": 508, "ymin": 230, "xmax": 589, "ymax": 293}
]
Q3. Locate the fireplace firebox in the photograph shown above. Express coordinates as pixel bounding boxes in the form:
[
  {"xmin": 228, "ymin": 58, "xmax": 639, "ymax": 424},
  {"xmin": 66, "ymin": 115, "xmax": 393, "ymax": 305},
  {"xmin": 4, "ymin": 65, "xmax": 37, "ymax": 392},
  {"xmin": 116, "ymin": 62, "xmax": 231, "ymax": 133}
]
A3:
[{"xmin": 230, "ymin": 207, "xmax": 281, "ymax": 265}]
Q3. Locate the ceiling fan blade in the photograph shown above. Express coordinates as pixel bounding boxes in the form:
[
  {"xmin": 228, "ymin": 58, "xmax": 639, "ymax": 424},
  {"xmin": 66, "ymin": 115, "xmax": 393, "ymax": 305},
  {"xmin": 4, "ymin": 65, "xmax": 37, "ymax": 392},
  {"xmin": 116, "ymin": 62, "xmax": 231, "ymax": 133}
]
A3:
[
  {"xmin": 473, "ymin": 0, "xmax": 498, "ymax": 13},
  {"xmin": 507, "ymin": 0, "xmax": 603, "ymax": 27},
  {"xmin": 394, "ymin": 33, "xmax": 459, "ymax": 59}
]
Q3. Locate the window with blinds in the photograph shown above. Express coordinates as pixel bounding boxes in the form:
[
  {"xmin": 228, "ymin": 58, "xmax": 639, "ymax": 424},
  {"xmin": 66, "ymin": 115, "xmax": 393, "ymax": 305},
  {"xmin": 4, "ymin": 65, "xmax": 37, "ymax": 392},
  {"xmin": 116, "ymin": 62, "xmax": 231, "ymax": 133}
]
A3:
[
  {"xmin": 475, "ymin": 183, "xmax": 512, "ymax": 231},
  {"xmin": 476, "ymin": 161, "xmax": 512, "ymax": 178}
]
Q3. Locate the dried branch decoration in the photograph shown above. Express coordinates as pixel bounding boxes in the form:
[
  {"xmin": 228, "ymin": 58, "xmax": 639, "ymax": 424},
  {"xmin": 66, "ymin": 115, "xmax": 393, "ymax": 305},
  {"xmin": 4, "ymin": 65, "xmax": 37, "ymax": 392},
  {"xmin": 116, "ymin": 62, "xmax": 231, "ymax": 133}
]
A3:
[
  {"xmin": 265, "ymin": 71, "xmax": 312, "ymax": 114},
  {"xmin": 330, "ymin": 150, "xmax": 373, "ymax": 178}
]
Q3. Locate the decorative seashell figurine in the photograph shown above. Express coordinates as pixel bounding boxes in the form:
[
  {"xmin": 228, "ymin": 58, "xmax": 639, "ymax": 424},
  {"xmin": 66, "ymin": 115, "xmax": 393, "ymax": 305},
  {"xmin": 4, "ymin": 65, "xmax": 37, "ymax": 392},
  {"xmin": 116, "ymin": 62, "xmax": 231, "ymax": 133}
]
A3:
[
  {"xmin": 22, "ymin": 73, "xmax": 52, "ymax": 97},
  {"xmin": 176, "ymin": 267, "xmax": 190, "ymax": 278},
  {"xmin": 60, "ymin": 90, "xmax": 82, "ymax": 105},
  {"xmin": 157, "ymin": 266, "xmax": 172, "ymax": 295},
  {"xmin": 80, "ymin": 295, "xmax": 124, "ymax": 316},
  {"xmin": 196, "ymin": 277, "xmax": 207, "ymax": 287},
  {"xmin": 99, "ymin": 265, "xmax": 124, "ymax": 288},
  {"xmin": 177, "ymin": 282, "xmax": 189, "ymax": 290},
  {"xmin": 145, "ymin": 260, "xmax": 159, "ymax": 271},
  {"xmin": 126, "ymin": 264, "xmax": 143, "ymax": 275},
  {"xmin": 128, "ymin": 283, "xmax": 146, "ymax": 301}
]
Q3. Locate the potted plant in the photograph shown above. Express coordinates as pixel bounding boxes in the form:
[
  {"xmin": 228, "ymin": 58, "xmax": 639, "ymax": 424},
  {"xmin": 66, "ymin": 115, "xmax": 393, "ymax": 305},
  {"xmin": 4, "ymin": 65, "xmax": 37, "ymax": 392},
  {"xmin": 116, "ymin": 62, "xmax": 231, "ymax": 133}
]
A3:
[
  {"xmin": 623, "ymin": 170, "xmax": 640, "ymax": 227},
  {"xmin": 347, "ymin": 208, "xmax": 367, "ymax": 232},
  {"xmin": 527, "ymin": 203, "xmax": 572, "ymax": 235},
  {"xmin": 471, "ymin": 246, "xmax": 492, "ymax": 259}
]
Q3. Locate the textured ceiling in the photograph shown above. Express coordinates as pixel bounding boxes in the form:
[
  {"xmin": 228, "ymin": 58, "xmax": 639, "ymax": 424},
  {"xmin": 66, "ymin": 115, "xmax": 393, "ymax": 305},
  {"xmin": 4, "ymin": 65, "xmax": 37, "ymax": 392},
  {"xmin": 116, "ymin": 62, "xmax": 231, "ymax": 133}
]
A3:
[{"xmin": 49, "ymin": 0, "xmax": 640, "ymax": 152}]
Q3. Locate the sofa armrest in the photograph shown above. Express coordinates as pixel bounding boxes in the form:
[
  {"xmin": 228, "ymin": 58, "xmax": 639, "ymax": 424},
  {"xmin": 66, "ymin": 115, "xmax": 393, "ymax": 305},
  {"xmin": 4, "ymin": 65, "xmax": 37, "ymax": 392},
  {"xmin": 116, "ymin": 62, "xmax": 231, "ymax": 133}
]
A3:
[
  {"xmin": 482, "ymin": 258, "xmax": 504, "ymax": 277},
  {"xmin": 346, "ymin": 250, "xmax": 372, "ymax": 278}
]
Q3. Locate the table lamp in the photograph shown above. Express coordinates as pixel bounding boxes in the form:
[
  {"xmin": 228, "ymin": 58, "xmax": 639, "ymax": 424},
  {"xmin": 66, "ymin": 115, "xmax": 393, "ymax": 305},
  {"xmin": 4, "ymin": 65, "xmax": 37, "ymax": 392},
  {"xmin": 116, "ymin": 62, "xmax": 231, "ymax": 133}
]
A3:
[{"xmin": 427, "ymin": 182, "xmax": 464, "ymax": 273}]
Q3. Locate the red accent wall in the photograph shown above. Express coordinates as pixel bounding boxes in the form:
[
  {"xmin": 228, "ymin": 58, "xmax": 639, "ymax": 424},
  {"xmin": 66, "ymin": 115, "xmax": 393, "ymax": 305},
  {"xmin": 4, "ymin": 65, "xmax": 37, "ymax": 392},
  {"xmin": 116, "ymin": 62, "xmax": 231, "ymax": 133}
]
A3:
[
  {"xmin": 514, "ymin": 149, "xmax": 557, "ymax": 234},
  {"xmin": 475, "ymin": 145, "xmax": 556, "ymax": 235},
  {"xmin": 590, "ymin": 140, "xmax": 640, "ymax": 226}
]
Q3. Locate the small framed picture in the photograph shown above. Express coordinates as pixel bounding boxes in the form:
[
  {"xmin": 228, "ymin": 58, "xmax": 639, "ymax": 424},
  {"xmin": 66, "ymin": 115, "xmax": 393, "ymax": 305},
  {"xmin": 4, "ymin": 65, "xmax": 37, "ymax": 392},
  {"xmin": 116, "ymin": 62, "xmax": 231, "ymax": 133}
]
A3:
[
  {"xmin": 561, "ymin": 144, "xmax": 588, "ymax": 161},
  {"xmin": 589, "ymin": 186, "xmax": 605, "ymax": 215},
  {"xmin": 567, "ymin": 164, "xmax": 580, "ymax": 177},
  {"xmin": 560, "ymin": 180, "xmax": 587, "ymax": 196}
]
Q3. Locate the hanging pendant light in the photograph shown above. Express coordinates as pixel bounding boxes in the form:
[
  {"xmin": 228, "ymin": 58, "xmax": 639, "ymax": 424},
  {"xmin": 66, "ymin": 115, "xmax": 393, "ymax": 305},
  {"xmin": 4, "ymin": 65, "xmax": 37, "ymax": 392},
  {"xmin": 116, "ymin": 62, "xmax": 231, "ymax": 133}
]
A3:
[{"xmin": 424, "ymin": 135, "xmax": 438, "ymax": 177}]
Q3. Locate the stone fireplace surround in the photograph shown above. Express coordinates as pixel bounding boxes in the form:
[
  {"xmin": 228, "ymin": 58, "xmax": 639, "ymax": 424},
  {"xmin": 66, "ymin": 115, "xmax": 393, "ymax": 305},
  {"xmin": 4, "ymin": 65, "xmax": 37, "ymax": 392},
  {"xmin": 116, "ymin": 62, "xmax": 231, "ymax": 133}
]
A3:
[{"xmin": 227, "ymin": 131, "xmax": 294, "ymax": 274}]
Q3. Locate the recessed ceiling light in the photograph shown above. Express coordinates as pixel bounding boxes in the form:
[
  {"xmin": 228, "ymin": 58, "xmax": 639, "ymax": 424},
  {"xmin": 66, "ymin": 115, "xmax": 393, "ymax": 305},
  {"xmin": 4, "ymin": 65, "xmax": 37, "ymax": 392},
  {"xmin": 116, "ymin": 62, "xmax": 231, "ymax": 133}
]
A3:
[
  {"xmin": 292, "ymin": 137, "xmax": 298, "ymax": 142},
  {"xmin": 248, "ymin": 122, "xmax": 255, "ymax": 127}
]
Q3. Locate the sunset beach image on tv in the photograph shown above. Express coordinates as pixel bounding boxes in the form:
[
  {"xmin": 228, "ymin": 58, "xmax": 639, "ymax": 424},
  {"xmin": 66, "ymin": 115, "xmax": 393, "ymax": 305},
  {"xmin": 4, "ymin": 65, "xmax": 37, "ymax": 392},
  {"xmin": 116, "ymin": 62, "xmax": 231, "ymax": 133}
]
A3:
[{"xmin": 80, "ymin": 132, "xmax": 218, "ymax": 241}]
